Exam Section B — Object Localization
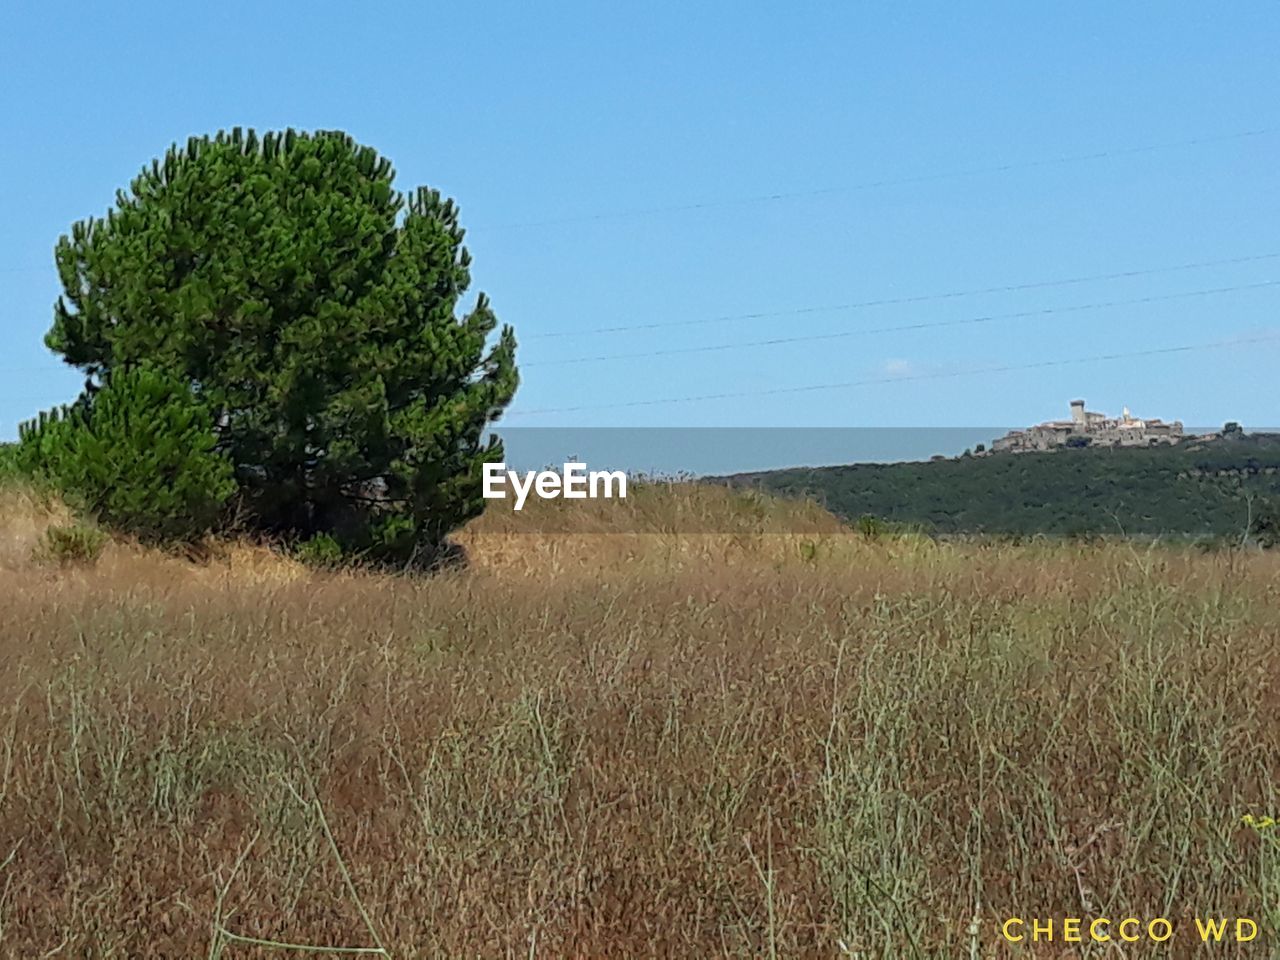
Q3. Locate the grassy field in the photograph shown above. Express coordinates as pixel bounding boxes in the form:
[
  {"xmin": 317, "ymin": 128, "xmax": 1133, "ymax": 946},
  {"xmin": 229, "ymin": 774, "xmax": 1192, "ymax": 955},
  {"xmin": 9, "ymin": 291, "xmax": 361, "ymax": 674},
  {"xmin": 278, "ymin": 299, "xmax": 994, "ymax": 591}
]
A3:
[{"xmin": 3, "ymin": 482, "xmax": 1280, "ymax": 957}]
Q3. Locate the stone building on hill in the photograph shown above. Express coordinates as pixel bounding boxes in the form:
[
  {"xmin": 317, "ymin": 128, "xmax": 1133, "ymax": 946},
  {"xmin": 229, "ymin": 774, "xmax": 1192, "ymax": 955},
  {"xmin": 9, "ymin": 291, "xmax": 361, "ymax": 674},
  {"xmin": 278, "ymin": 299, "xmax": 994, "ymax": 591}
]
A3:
[{"xmin": 992, "ymin": 400, "xmax": 1184, "ymax": 453}]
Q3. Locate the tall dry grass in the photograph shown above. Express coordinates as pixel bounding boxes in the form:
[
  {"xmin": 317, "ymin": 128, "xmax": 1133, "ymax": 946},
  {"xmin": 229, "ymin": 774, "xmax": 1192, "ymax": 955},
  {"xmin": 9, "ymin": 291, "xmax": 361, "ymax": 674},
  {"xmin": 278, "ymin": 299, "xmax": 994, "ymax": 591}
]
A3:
[{"xmin": 2, "ymin": 483, "xmax": 1279, "ymax": 956}]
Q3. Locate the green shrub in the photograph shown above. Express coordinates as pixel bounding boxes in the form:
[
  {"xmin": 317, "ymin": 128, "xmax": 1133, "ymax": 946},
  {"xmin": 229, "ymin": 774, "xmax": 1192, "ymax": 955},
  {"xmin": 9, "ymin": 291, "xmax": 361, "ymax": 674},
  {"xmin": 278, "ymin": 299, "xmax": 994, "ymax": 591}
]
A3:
[
  {"xmin": 1253, "ymin": 502, "xmax": 1280, "ymax": 549},
  {"xmin": 18, "ymin": 366, "xmax": 237, "ymax": 543},
  {"xmin": 294, "ymin": 533, "xmax": 345, "ymax": 569},
  {"xmin": 0, "ymin": 442, "xmax": 20, "ymax": 482},
  {"xmin": 35, "ymin": 524, "xmax": 108, "ymax": 566},
  {"xmin": 855, "ymin": 514, "xmax": 885, "ymax": 540}
]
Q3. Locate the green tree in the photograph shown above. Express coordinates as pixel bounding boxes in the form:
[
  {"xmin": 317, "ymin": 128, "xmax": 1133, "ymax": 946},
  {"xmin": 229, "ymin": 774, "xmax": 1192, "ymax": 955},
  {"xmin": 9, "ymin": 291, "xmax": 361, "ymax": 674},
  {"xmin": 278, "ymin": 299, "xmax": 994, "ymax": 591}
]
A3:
[
  {"xmin": 18, "ymin": 366, "xmax": 236, "ymax": 542},
  {"xmin": 44, "ymin": 128, "xmax": 517, "ymax": 564},
  {"xmin": 1252, "ymin": 500, "xmax": 1280, "ymax": 549}
]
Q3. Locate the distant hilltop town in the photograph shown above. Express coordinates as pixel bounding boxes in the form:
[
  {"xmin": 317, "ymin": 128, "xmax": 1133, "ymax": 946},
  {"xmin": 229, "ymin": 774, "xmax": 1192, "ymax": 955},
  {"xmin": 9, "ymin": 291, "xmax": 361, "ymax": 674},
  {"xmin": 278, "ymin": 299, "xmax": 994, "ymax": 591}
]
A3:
[{"xmin": 992, "ymin": 400, "xmax": 1185, "ymax": 453}]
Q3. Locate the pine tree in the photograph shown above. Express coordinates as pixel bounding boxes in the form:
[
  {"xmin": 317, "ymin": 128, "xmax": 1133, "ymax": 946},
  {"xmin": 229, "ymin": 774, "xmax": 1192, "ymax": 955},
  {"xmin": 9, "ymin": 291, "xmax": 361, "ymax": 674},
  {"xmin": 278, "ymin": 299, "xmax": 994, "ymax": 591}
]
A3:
[{"xmin": 44, "ymin": 129, "xmax": 518, "ymax": 564}]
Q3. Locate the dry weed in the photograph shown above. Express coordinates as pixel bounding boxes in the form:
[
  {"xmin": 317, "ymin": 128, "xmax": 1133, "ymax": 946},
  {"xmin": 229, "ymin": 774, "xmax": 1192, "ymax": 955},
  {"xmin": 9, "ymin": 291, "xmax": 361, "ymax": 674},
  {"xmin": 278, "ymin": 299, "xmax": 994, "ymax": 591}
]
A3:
[{"xmin": 1, "ymin": 484, "xmax": 1278, "ymax": 956}]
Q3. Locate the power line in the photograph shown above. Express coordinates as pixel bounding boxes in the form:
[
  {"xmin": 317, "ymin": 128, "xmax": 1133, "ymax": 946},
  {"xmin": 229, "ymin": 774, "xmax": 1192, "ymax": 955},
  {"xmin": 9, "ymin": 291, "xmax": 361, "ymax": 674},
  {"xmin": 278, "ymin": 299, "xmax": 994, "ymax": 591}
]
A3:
[
  {"xmin": 0, "ymin": 122, "xmax": 1272, "ymax": 287},
  {"xmin": 9, "ymin": 332, "xmax": 1275, "ymax": 421},
  {"xmin": 505, "ymin": 331, "xmax": 1280, "ymax": 417},
  {"xmin": 525, "ymin": 251, "xmax": 1280, "ymax": 339},
  {"xmin": 7, "ymin": 276, "xmax": 1271, "ymax": 379},
  {"xmin": 6, "ymin": 279, "xmax": 1274, "ymax": 381},
  {"xmin": 0, "ymin": 127, "xmax": 1271, "ymax": 260},
  {"xmin": 490, "ymin": 126, "xmax": 1278, "ymax": 229},
  {"xmin": 524, "ymin": 279, "xmax": 1280, "ymax": 367},
  {"xmin": 4, "ymin": 280, "xmax": 1275, "ymax": 381}
]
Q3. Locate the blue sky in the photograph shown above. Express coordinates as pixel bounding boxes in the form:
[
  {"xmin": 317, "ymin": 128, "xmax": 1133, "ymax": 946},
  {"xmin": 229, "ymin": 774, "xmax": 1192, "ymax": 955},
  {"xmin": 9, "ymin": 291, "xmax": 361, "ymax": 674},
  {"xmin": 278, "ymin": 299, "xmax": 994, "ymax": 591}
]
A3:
[{"xmin": 2, "ymin": 0, "xmax": 1277, "ymax": 442}]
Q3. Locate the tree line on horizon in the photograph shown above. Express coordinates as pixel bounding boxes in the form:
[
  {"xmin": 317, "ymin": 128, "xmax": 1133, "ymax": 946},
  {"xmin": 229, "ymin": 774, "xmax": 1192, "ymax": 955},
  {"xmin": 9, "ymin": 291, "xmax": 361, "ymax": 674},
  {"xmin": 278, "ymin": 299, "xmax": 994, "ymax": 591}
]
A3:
[{"xmin": 723, "ymin": 434, "xmax": 1280, "ymax": 544}]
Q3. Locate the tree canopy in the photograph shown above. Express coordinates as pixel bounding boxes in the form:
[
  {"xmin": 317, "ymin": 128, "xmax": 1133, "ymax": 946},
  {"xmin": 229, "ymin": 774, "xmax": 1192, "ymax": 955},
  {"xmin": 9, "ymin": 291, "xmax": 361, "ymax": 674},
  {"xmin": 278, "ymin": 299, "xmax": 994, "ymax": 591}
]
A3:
[{"xmin": 44, "ymin": 128, "xmax": 517, "ymax": 563}]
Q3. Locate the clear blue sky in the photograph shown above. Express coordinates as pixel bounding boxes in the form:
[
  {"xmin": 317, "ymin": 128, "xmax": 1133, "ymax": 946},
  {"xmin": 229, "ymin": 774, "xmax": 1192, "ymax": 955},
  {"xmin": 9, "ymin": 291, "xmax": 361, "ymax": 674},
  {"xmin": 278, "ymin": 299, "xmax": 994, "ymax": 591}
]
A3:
[{"xmin": 2, "ymin": 0, "xmax": 1277, "ymax": 442}]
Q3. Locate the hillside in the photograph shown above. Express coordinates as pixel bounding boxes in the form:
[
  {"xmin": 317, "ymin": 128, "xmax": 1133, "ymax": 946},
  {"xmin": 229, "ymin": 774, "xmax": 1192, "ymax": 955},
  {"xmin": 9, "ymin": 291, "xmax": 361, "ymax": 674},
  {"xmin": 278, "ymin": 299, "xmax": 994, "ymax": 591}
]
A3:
[{"xmin": 719, "ymin": 432, "xmax": 1280, "ymax": 538}]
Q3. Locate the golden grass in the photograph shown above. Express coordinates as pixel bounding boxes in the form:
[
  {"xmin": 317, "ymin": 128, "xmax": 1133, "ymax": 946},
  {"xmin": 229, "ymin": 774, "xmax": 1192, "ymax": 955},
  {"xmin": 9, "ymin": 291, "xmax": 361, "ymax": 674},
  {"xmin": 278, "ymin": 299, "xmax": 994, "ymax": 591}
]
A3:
[
  {"xmin": 0, "ymin": 484, "xmax": 75, "ymax": 570},
  {"xmin": 2, "ymin": 483, "xmax": 1280, "ymax": 956}
]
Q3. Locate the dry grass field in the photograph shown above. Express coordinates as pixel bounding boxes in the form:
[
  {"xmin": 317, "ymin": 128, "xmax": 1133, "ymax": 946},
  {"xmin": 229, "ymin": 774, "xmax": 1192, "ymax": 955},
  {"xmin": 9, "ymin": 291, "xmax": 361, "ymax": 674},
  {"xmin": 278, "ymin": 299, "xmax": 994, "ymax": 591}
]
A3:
[{"xmin": 2, "ymin": 482, "xmax": 1280, "ymax": 957}]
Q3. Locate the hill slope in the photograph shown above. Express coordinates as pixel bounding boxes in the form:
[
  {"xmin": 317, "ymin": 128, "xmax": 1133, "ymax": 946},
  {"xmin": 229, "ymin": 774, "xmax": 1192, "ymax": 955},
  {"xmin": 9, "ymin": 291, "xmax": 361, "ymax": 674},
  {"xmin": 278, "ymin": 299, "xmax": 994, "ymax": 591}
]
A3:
[{"xmin": 719, "ymin": 433, "xmax": 1280, "ymax": 538}]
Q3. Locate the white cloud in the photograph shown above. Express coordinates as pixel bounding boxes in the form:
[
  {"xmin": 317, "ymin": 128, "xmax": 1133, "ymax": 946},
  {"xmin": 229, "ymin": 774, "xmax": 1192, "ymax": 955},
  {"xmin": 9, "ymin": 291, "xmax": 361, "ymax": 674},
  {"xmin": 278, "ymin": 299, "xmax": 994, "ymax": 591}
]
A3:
[{"xmin": 882, "ymin": 358, "xmax": 916, "ymax": 378}]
